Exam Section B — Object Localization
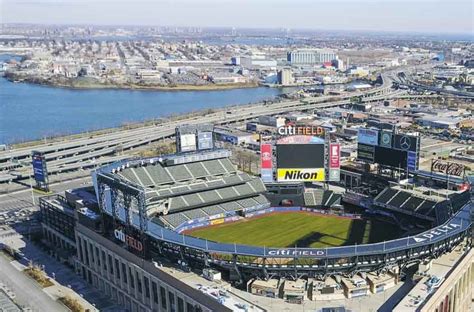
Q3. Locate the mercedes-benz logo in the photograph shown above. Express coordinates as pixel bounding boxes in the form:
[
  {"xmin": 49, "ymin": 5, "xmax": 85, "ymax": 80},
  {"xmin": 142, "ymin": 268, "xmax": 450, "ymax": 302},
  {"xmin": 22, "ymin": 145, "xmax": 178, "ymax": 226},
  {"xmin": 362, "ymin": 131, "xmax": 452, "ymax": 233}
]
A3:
[{"xmin": 400, "ymin": 136, "xmax": 411, "ymax": 150}]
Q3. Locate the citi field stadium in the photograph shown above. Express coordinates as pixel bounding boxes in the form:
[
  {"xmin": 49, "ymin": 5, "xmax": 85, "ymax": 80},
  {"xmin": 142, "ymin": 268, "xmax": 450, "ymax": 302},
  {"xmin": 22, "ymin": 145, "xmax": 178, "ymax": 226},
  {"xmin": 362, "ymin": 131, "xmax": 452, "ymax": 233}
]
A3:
[
  {"xmin": 39, "ymin": 125, "xmax": 472, "ymax": 310},
  {"xmin": 90, "ymin": 148, "xmax": 471, "ymax": 280}
]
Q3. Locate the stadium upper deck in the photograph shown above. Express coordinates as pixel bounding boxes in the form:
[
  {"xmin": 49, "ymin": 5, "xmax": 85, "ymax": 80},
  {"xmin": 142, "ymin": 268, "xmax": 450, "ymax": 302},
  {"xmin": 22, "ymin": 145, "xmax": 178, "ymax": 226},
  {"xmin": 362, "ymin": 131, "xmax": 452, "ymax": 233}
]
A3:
[
  {"xmin": 102, "ymin": 149, "xmax": 269, "ymax": 230},
  {"xmin": 374, "ymin": 185, "xmax": 470, "ymax": 225}
]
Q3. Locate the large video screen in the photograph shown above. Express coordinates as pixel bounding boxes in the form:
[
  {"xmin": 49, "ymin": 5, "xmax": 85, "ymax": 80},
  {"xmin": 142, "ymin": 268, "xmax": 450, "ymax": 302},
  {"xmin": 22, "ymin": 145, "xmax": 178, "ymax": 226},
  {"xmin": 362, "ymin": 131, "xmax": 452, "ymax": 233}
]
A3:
[
  {"xmin": 276, "ymin": 144, "xmax": 325, "ymax": 169},
  {"xmin": 374, "ymin": 146, "xmax": 407, "ymax": 168}
]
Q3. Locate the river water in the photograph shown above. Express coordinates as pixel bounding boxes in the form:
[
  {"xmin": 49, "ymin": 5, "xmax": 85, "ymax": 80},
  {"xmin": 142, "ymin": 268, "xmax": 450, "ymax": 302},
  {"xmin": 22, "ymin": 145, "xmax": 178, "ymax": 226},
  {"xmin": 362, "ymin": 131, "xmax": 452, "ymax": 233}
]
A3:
[{"xmin": 0, "ymin": 54, "xmax": 289, "ymax": 144}]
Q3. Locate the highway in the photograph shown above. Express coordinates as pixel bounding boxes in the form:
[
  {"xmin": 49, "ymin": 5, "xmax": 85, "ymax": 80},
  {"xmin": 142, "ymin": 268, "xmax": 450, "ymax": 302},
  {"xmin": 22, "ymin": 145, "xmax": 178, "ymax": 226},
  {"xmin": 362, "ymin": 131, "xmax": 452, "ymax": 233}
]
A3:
[{"xmin": 395, "ymin": 68, "xmax": 474, "ymax": 99}]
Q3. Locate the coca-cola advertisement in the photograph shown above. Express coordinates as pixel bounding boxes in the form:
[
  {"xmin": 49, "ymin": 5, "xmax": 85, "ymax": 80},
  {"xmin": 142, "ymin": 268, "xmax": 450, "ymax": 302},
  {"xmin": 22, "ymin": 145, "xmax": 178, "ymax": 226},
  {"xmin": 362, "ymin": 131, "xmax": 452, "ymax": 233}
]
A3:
[{"xmin": 431, "ymin": 159, "xmax": 465, "ymax": 177}]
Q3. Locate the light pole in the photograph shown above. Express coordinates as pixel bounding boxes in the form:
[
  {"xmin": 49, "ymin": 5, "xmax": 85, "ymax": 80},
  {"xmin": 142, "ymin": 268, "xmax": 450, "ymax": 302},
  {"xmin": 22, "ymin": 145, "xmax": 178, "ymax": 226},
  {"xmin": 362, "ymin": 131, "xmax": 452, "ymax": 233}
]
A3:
[{"xmin": 29, "ymin": 174, "xmax": 36, "ymax": 205}]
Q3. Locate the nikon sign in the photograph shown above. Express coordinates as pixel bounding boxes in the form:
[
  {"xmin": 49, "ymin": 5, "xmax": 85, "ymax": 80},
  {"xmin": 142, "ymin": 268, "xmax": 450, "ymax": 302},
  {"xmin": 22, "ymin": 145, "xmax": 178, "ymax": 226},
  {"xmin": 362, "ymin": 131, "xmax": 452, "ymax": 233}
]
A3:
[{"xmin": 277, "ymin": 168, "xmax": 325, "ymax": 182}]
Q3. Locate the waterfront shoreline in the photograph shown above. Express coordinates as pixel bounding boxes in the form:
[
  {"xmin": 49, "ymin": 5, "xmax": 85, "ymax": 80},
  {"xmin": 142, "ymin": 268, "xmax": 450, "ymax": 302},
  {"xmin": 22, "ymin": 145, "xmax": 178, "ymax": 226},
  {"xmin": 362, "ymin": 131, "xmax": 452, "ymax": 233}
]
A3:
[
  {"xmin": 3, "ymin": 86, "xmax": 286, "ymax": 148},
  {"xmin": 4, "ymin": 72, "xmax": 262, "ymax": 91}
]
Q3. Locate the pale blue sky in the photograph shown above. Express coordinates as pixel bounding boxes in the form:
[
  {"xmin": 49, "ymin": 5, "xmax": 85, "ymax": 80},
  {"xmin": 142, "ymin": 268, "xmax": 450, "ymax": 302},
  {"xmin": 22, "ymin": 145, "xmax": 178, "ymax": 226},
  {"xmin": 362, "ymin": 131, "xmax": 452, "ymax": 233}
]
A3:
[{"xmin": 1, "ymin": 0, "xmax": 473, "ymax": 34}]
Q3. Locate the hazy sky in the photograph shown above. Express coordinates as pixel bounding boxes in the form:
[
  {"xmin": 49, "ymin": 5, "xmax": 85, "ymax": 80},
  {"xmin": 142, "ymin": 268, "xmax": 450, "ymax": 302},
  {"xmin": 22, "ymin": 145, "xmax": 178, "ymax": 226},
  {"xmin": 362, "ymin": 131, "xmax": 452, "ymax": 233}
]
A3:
[{"xmin": 1, "ymin": 0, "xmax": 473, "ymax": 34}]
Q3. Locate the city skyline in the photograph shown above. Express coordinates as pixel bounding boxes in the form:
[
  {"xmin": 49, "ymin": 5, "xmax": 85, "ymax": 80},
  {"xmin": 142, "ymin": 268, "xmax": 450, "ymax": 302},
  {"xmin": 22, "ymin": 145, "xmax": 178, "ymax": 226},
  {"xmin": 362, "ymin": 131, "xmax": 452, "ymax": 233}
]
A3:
[{"xmin": 1, "ymin": 0, "xmax": 473, "ymax": 35}]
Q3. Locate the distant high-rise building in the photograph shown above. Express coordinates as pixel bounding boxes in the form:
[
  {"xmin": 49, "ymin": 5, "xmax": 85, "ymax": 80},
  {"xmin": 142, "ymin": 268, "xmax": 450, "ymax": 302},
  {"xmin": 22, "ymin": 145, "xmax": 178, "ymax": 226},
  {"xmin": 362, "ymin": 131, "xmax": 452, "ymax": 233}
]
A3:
[
  {"xmin": 332, "ymin": 59, "xmax": 344, "ymax": 70},
  {"xmin": 287, "ymin": 49, "xmax": 338, "ymax": 65},
  {"xmin": 277, "ymin": 67, "xmax": 293, "ymax": 85}
]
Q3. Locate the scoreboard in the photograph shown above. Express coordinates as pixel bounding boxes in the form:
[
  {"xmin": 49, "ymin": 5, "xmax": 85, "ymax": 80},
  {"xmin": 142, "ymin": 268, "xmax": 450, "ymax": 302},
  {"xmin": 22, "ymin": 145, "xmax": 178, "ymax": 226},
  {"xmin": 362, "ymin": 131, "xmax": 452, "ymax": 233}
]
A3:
[{"xmin": 357, "ymin": 128, "xmax": 420, "ymax": 171}]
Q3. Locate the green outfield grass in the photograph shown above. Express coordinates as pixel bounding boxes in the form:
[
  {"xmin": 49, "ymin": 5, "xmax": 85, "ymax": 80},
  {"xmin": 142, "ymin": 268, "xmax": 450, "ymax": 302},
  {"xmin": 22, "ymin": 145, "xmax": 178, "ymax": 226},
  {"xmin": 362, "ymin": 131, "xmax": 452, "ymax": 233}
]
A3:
[{"xmin": 188, "ymin": 212, "xmax": 401, "ymax": 248}]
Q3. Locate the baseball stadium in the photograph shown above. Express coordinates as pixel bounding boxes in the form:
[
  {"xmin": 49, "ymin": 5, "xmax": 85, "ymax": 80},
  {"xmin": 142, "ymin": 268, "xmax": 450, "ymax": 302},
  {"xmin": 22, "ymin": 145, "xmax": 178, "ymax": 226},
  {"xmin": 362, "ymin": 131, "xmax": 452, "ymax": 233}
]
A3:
[{"xmin": 85, "ymin": 125, "xmax": 471, "ymax": 289}]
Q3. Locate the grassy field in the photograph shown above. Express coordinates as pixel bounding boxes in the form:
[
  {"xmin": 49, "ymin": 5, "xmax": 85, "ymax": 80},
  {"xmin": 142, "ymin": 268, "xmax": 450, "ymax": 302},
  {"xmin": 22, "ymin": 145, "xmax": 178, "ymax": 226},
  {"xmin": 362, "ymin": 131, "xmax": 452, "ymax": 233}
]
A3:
[{"xmin": 188, "ymin": 212, "xmax": 401, "ymax": 248}]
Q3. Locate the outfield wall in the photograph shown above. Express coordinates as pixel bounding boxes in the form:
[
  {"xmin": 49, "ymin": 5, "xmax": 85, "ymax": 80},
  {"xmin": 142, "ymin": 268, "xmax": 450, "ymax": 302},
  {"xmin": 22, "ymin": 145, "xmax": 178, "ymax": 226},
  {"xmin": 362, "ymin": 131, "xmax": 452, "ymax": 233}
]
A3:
[
  {"xmin": 244, "ymin": 206, "xmax": 361, "ymax": 219},
  {"xmin": 178, "ymin": 206, "xmax": 361, "ymax": 234}
]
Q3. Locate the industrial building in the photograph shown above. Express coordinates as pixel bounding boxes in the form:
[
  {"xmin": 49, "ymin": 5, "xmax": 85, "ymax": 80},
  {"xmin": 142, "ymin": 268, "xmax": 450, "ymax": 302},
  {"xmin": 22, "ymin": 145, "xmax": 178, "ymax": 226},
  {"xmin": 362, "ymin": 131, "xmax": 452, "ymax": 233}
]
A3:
[
  {"xmin": 231, "ymin": 56, "xmax": 277, "ymax": 68},
  {"xmin": 287, "ymin": 49, "xmax": 338, "ymax": 65},
  {"xmin": 213, "ymin": 127, "xmax": 255, "ymax": 145}
]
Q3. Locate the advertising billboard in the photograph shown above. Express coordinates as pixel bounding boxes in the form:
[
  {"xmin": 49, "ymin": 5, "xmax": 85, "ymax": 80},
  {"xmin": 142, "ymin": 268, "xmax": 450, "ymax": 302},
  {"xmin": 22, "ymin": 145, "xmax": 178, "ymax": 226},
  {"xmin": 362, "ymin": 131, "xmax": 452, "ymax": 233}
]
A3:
[
  {"xmin": 393, "ymin": 134, "xmax": 418, "ymax": 152},
  {"xmin": 329, "ymin": 143, "xmax": 340, "ymax": 168},
  {"xmin": 357, "ymin": 128, "xmax": 379, "ymax": 146},
  {"xmin": 32, "ymin": 151, "xmax": 48, "ymax": 183},
  {"xmin": 276, "ymin": 144, "xmax": 325, "ymax": 169},
  {"xmin": 328, "ymin": 143, "xmax": 340, "ymax": 182},
  {"xmin": 277, "ymin": 135, "xmax": 324, "ymax": 145},
  {"xmin": 180, "ymin": 133, "xmax": 197, "ymax": 152},
  {"xmin": 328, "ymin": 169, "xmax": 340, "ymax": 182},
  {"xmin": 260, "ymin": 144, "xmax": 273, "ymax": 169},
  {"xmin": 277, "ymin": 168, "xmax": 325, "ymax": 182},
  {"xmin": 357, "ymin": 143, "xmax": 375, "ymax": 163},
  {"xmin": 431, "ymin": 159, "xmax": 465, "ymax": 176},
  {"xmin": 260, "ymin": 143, "xmax": 273, "ymax": 182},
  {"xmin": 407, "ymin": 151, "xmax": 417, "ymax": 171},
  {"xmin": 261, "ymin": 169, "xmax": 273, "ymax": 182},
  {"xmin": 197, "ymin": 132, "xmax": 213, "ymax": 150},
  {"xmin": 379, "ymin": 130, "xmax": 393, "ymax": 148},
  {"xmin": 275, "ymin": 138, "xmax": 327, "ymax": 182}
]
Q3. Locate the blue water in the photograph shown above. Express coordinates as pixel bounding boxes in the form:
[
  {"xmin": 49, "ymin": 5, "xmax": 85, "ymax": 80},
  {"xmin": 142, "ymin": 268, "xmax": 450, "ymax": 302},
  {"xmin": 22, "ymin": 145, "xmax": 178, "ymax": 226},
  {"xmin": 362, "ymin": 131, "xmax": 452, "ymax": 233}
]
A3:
[{"xmin": 0, "ymin": 55, "xmax": 288, "ymax": 144}]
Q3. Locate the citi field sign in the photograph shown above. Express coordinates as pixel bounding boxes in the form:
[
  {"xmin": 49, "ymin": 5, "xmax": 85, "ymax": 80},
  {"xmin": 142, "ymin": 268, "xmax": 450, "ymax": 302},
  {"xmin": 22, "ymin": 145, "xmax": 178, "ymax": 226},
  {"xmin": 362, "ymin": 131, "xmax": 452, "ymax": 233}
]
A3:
[
  {"xmin": 277, "ymin": 168, "xmax": 325, "ymax": 182},
  {"xmin": 114, "ymin": 229, "xmax": 143, "ymax": 252},
  {"xmin": 266, "ymin": 248, "xmax": 326, "ymax": 257},
  {"xmin": 278, "ymin": 125, "xmax": 325, "ymax": 136}
]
